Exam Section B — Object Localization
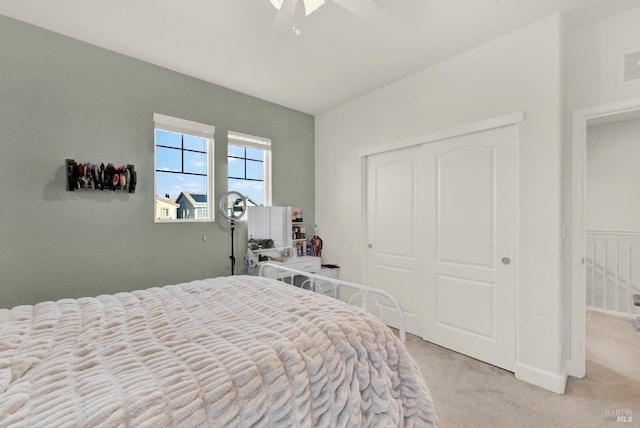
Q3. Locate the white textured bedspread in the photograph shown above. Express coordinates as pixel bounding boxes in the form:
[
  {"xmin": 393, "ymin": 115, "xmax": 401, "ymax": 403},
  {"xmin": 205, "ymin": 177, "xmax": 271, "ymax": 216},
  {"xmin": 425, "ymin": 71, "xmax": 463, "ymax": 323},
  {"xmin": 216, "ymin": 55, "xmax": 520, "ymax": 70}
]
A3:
[{"xmin": 0, "ymin": 275, "xmax": 437, "ymax": 427}]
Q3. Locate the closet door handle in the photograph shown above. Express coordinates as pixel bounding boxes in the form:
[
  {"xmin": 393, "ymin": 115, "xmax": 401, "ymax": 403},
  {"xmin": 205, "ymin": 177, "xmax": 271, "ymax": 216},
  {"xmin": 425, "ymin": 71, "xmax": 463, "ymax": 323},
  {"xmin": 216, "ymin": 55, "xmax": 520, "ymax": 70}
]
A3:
[
  {"xmin": 501, "ymin": 257, "xmax": 511, "ymax": 265},
  {"xmin": 368, "ymin": 244, "xmax": 373, "ymax": 249}
]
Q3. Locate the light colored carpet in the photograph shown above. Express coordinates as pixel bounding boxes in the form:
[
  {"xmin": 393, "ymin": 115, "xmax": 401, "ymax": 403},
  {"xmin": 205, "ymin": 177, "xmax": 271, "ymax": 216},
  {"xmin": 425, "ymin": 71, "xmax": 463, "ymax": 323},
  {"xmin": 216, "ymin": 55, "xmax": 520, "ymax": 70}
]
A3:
[{"xmin": 404, "ymin": 310, "xmax": 640, "ymax": 427}]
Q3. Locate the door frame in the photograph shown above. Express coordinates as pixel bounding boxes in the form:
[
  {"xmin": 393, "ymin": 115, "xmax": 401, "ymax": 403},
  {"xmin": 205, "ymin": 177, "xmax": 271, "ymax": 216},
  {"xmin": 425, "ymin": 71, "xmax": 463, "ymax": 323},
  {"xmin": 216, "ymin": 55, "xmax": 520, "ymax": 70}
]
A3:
[{"xmin": 569, "ymin": 97, "xmax": 640, "ymax": 378}]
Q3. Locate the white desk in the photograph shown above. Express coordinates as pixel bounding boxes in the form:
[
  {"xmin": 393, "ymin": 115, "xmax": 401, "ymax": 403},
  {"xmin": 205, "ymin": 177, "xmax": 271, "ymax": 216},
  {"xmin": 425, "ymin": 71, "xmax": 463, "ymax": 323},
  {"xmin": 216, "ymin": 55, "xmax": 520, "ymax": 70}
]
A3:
[{"xmin": 249, "ymin": 255, "xmax": 320, "ymax": 275}]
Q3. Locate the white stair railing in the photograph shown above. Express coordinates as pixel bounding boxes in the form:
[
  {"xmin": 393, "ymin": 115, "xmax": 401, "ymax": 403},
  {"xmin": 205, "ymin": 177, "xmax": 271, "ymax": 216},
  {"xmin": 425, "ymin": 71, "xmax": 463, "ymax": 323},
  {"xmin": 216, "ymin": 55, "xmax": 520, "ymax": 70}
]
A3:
[{"xmin": 586, "ymin": 230, "xmax": 640, "ymax": 318}]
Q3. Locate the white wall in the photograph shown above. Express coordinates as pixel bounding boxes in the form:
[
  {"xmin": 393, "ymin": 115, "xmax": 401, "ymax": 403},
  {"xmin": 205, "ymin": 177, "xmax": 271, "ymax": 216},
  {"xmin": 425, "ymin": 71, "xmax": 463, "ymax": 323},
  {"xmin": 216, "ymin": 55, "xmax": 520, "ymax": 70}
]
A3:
[
  {"xmin": 316, "ymin": 15, "xmax": 564, "ymax": 392},
  {"xmin": 567, "ymin": 6, "xmax": 640, "ymax": 112},
  {"xmin": 0, "ymin": 16, "xmax": 315, "ymax": 309},
  {"xmin": 587, "ymin": 118, "xmax": 640, "ymax": 231}
]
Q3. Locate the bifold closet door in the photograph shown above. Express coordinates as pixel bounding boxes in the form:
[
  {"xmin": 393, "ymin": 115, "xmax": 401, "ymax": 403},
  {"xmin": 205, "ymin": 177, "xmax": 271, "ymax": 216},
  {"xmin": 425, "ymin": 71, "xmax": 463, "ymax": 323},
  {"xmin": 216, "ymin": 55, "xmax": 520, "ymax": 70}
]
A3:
[
  {"xmin": 365, "ymin": 145, "xmax": 424, "ymax": 336},
  {"xmin": 422, "ymin": 125, "xmax": 517, "ymax": 372}
]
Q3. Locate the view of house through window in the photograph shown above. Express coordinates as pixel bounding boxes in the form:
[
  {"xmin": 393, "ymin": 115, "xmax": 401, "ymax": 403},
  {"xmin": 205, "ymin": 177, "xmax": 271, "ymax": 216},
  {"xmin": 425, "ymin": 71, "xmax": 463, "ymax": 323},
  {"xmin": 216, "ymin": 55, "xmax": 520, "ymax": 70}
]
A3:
[
  {"xmin": 154, "ymin": 113, "xmax": 215, "ymax": 222},
  {"xmin": 227, "ymin": 131, "xmax": 271, "ymax": 207}
]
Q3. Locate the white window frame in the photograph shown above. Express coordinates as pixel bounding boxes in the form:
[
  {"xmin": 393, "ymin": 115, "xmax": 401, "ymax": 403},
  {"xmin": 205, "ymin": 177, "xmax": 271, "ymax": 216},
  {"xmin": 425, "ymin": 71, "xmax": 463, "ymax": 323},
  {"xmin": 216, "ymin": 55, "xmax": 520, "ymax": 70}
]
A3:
[
  {"xmin": 154, "ymin": 113, "xmax": 215, "ymax": 223},
  {"xmin": 227, "ymin": 130, "xmax": 272, "ymax": 207}
]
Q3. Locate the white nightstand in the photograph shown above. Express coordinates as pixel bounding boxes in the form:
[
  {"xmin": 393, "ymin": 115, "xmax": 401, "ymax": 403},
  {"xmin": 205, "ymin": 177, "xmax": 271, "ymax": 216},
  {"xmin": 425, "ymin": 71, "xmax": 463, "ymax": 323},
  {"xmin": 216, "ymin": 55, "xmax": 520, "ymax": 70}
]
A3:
[{"xmin": 314, "ymin": 266, "xmax": 340, "ymax": 297}]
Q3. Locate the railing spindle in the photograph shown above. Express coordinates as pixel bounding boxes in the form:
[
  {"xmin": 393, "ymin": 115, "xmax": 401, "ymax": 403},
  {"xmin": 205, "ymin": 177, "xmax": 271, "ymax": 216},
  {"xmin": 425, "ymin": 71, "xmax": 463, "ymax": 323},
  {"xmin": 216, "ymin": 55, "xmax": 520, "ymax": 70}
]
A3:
[
  {"xmin": 603, "ymin": 242, "xmax": 608, "ymax": 310},
  {"xmin": 591, "ymin": 239, "xmax": 596, "ymax": 306},
  {"xmin": 614, "ymin": 244, "xmax": 619, "ymax": 312},
  {"xmin": 628, "ymin": 244, "xmax": 632, "ymax": 313}
]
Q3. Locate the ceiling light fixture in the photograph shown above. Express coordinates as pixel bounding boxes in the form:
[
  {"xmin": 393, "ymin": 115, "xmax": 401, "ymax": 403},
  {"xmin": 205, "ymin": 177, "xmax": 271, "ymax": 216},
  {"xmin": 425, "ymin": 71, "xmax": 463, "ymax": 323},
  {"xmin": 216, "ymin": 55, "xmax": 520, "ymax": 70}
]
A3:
[
  {"xmin": 270, "ymin": 0, "xmax": 326, "ymax": 16},
  {"xmin": 270, "ymin": 0, "xmax": 326, "ymax": 35}
]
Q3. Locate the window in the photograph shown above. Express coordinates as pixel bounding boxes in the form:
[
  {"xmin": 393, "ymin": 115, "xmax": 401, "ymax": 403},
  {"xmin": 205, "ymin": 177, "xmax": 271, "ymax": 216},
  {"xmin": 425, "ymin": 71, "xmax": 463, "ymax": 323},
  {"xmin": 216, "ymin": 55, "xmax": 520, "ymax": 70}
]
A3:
[
  {"xmin": 154, "ymin": 113, "xmax": 215, "ymax": 223},
  {"xmin": 227, "ymin": 131, "xmax": 271, "ymax": 206}
]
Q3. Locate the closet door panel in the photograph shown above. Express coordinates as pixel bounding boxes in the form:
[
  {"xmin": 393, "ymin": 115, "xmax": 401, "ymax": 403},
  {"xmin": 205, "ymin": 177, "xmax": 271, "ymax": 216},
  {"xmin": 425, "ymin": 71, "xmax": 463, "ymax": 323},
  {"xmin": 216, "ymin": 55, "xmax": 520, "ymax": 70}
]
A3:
[
  {"xmin": 422, "ymin": 125, "xmax": 517, "ymax": 372},
  {"xmin": 365, "ymin": 145, "xmax": 423, "ymax": 335}
]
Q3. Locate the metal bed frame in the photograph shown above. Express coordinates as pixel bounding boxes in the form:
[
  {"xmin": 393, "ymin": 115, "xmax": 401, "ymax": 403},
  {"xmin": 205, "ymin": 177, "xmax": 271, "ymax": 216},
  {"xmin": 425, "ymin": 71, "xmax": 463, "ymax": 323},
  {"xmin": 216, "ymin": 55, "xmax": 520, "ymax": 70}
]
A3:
[{"xmin": 258, "ymin": 262, "xmax": 407, "ymax": 343}]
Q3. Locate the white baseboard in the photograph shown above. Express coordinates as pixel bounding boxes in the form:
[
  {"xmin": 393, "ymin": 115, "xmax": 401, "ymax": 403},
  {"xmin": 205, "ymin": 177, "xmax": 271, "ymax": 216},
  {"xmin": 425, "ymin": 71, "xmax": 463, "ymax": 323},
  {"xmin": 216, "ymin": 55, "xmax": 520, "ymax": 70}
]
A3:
[
  {"xmin": 587, "ymin": 306, "xmax": 637, "ymax": 320},
  {"xmin": 515, "ymin": 362, "xmax": 568, "ymax": 394}
]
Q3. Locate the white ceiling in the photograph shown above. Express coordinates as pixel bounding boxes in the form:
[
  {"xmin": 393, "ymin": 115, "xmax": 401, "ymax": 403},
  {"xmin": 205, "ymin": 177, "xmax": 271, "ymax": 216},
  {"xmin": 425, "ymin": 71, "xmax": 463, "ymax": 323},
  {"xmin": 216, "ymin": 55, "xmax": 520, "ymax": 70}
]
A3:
[{"xmin": 2, "ymin": 0, "xmax": 640, "ymax": 115}]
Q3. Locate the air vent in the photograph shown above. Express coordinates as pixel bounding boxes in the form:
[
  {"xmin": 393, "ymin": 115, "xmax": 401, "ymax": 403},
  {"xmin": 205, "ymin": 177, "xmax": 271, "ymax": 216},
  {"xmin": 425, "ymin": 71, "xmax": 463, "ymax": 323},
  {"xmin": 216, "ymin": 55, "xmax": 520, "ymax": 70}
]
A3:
[{"xmin": 622, "ymin": 50, "xmax": 640, "ymax": 83}]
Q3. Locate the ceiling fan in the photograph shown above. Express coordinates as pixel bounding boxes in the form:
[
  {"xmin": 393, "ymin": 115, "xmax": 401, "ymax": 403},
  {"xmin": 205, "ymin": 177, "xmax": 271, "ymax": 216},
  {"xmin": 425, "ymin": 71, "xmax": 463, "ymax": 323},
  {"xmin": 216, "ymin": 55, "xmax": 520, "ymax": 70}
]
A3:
[
  {"xmin": 269, "ymin": 0, "xmax": 382, "ymax": 35},
  {"xmin": 270, "ymin": 0, "xmax": 326, "ymax": 16}
]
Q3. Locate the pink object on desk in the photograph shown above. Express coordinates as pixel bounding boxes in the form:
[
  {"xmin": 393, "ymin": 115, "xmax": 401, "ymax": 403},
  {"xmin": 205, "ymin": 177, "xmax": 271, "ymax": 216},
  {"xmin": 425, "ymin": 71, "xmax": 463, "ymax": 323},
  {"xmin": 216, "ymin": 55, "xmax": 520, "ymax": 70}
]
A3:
[{"xmin": 312, "ymin": 234, "xmax": 323, "ymax": 257}]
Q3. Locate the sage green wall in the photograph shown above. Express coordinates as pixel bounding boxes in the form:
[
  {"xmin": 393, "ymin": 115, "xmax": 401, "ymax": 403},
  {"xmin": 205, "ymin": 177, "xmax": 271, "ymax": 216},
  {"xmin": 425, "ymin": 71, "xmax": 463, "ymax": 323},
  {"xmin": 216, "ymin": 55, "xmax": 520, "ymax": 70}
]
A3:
[{"xmin": 0, "ymin": 15, "xmax": 315, "ymax": 309}]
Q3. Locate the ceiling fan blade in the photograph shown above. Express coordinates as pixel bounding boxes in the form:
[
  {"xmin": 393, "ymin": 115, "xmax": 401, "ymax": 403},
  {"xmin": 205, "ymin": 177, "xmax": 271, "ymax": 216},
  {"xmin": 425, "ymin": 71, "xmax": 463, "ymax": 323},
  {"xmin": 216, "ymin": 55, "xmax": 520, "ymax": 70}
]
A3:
[
  {"xmin": 302, "ymin": 0, "xmax": 325, "ymax": 16},
  {"xmin": 269, "ymin": 0, "xmax": 285, "ymax": 9}
]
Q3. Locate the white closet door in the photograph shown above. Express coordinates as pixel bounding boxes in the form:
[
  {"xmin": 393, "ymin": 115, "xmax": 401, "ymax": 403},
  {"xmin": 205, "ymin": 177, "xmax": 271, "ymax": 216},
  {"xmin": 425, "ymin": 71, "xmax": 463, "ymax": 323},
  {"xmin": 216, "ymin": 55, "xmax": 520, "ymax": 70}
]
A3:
[
  {"xmin": 366, "ymin": 145, "xmax": 424, "ymax": 335},
  {"xmin": 422, "ymin": 125, "xmax": 517, "ymax": 371}
]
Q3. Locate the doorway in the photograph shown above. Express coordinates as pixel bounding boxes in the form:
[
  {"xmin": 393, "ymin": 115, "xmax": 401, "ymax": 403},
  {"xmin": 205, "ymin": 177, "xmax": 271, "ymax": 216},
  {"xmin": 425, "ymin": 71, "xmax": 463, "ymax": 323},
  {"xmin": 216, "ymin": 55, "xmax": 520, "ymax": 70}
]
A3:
[{"xmin": 570, "ymin": 97, "xmax": 640, "ymax": 378}]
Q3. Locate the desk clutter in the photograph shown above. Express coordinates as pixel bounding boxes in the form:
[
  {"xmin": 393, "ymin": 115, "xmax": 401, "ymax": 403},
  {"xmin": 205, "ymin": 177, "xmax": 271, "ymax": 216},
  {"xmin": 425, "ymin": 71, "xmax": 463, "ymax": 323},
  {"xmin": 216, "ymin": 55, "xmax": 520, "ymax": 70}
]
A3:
[
  {"xmin": 66, "ymin": 159, "xmax": 137, "ymax": 193},
  {"xmin": 248, "ymin": 239, "xmax": 274, "ymax": 251},
  {"xmin": 246, "ymin": 205, "xmax": 328, "ymax": 266}
]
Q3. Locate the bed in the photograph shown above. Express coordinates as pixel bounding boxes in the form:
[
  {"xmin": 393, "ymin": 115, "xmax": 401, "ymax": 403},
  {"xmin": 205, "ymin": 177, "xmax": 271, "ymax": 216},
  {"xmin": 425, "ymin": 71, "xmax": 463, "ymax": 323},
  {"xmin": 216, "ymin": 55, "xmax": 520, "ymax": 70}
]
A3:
[{"xmin": 0, "ymin": 270, "xmax": 438, "ymax": 427}]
